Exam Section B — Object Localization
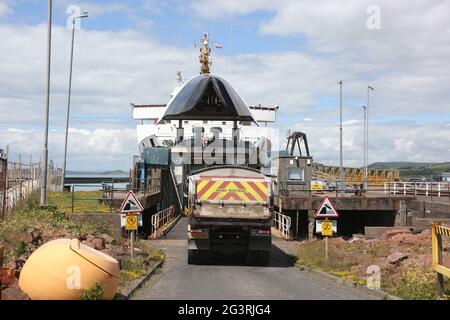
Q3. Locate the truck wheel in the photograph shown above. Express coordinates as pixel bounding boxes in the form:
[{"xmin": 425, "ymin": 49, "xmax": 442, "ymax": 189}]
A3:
[
  {"xmin": 246, "ymin": 251, "xmax": 259, "ymax": 266},
  {"xmin": 188, "ymin": 250, "xmax": 197, "ymax": 265},
  {"xmin": 259, "ymin": 251, "xmax": 270, "ymax": 266}
]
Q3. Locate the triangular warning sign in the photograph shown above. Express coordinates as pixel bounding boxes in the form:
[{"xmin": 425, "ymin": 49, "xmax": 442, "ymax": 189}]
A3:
[
  {"xmin": 119, "ymin": 191, "xmax": 144, "ymax": 213},
  {"xmin": 315, "ymin": 196, "xmax": 339, "ymax": 218}
]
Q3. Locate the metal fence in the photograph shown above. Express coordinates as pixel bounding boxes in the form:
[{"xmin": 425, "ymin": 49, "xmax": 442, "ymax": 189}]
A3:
[
  {"xmin": 0, "ymin": 150, "xmax": 63, "ymax": 216},
  {"xmin": 150, "ymin": 206, "xmax": 176, "ymax": 239},
  {"xmin": 273, "ymin": 211, "xmax": 291, "ymax": 240},
  {"xmin": 0, "ymin": 157, "xmax": 6, "ymax": 220},
  {"xmin": 385, "ymin": 181, "xmax": 450, "ymax": 200}
]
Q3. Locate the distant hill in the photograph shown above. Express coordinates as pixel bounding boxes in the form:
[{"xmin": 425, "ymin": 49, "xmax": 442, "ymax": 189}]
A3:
[
  {"xmin": 66, "ymin": 170, "xmax": 128, "ymax": 176},
  {"xmin": 369, "ymin": 162, "xmax": 450, "ymax": 178}
]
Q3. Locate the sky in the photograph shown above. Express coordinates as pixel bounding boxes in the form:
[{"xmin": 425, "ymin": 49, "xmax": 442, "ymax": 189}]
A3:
[{"xmin": 0, "ymin": 0, "xmax": 449, "ymax": 171}]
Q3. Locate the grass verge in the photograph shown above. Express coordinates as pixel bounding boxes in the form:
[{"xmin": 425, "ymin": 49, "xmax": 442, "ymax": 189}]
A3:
[{"xmin": 296, "ymin": 238, "xmax": 450, "ymax": 300}]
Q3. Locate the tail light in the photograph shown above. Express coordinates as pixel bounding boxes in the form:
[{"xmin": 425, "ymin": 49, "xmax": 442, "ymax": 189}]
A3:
[
  {"xmin": 189, "ymin": 229, "xmax": 204, "ymax": 234},
  {"xmin": 256, "ymin": 229, "xmax": 271, "ymax": 235}
]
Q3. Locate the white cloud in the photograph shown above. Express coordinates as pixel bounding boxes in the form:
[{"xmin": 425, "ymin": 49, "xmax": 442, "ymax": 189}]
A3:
[
  {"xmin": 0, "ymin": 2, "xmax": 11, "ymax": 18},
  {"xmin": 1, "ymin": 1, "xmax": 449, "ymax": 170},
  {"xmin": 290, "ymin": 119, "xmax": 450, "ymax": 166},
  {"xmin": 2, "ymin": 127, "xmax": 137, "ymax": 171},
  {"xmin": 190, "ymin": 0, "xmax": 277, "ymax": 18}
]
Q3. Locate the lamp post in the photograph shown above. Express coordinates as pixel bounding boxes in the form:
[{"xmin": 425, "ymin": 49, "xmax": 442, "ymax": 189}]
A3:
[
  {"xmin": 362, "ymin": 106, "xmax": 367, "ymax": 179},
  {"xmin": 62, "ymin": 11, "xmax": 88, "ymax": 191},
  {"xmin": 339, "ymin": 81, "xmax": 344, "ymax": 193},
  {"xmin": 40, "ymin": 0, "xmax": 52, "ymax": 208},
  {"xmin": 365, "ymin": 86, "xmax": 375, "ymax": 189}
]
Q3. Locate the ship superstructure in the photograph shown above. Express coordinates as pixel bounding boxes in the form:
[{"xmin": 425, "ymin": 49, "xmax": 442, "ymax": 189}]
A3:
[{"xmin": 131, "ymin": 33, "xmax": 279, "ymax": 156}]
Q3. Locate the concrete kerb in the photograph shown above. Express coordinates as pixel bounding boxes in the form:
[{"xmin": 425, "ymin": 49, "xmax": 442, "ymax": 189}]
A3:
[
  {"xmin": 116, "ymin": 259, "xmax": 164, "ymax": 300},
  {"xmin": 295, "ymin": 263, "xmax": 402, "ymax": 300}
]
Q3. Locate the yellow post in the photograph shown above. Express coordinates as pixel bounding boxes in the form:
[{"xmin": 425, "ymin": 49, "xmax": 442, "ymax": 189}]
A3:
[{"xmin": 432, "ymin": 223, "xmax": 448, "ymax": 298}]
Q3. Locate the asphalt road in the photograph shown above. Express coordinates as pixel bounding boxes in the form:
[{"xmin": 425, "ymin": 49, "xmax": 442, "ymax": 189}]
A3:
[{"xmin": 133, "ymin": 218, "xmax": 378, "ymax": 300}]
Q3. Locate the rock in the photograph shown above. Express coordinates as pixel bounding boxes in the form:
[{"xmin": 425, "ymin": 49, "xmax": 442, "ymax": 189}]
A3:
[
  {"xmin": 30, "ymin": 231, "xmax": 43, "ymax": 246},
  {"xmin": 15, "ymin": 256, "xmax": 27, "ymax": 272},
  {"xmin": 388, "ymin": 251, "xmax": 408, "ymax": 265},
  {"xmin": 348, "ymin": 237, "xmax": 362, "ymax": 243},
  {"xmin": 81, "ymin": 240, "xmax": 95, "ymax": 249},
  {"xmin": 100, "ymin": 234, "xmax": 116, "ymax": 245},
  {"xmin": 0, "ymin": 269, "xmax": 17, "ymax": 286},
  {"xmin": 1, "ymin": 286, "xmax": 30, "ymax": 300},
  {"xmin": 86, "ymin": 235, "xmax": 95, "ymax": 242},
  {"xmin": 92, "ymin": 238, "xmax": 105, "ymax": 251},
  {"xmin": 382, "ymin": 229, "xmax": 412, "ymax": 240}
]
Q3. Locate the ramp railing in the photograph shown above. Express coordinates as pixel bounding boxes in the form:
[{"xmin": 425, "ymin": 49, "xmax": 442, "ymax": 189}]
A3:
[
  {"xmin": 150, "ymin": 206, "xmax": 176, "ymax": 239},
  {"xmin": 273, "ymin": 211, "xmax": 291, "ymax": 240}
]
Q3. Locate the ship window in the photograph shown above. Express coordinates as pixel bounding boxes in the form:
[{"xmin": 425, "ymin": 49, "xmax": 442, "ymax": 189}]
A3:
[{"xmin": 288, "ymin": 168, "xmax": 304, "ymax": 181}]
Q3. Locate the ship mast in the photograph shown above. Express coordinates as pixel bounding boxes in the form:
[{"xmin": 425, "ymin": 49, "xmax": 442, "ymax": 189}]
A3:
[{"xmin": 199, "ymin": 33, "xmax": 211, "ymax": 74}]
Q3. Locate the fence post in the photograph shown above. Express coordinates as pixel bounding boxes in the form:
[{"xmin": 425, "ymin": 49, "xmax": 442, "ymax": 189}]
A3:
[
  {"xmin": 431, "ymin": 183, "xmax": 433, "ymax": 201},
  {"xmin": 403, "ymin": 182, "xmax": 406, "ymax": 196},
  {"xmin": 438, "ymin": 183, "xmax": 441, "ymax": 198},
  {"xmin": 432, "ymin": 225, "xmax": 445, "ymax": 297},
  {"xmin": 71, "ymin": 186, "xmax": 75, "ymax": 214},
  {"xmin": 393, "ymin": 182, "xmax": 396, "ymax": 195}
]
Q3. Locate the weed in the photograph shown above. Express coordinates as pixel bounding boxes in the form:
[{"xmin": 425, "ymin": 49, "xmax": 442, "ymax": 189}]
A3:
[
  {"xmin": 81, "ymin": 283, "xmax": 104, "ymax": 300},
  {"xmin": 16, "ymin": 240, "xmax": 27, "ymax": 257},
  {"xmin": 120, "ymin": 258, "xmax": 147, "ymax": 281}
]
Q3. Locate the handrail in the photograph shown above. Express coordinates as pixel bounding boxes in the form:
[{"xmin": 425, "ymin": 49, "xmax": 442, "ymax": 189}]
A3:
[
  {"xmin": 273, "ymin": 211, "xmax": 291, "ymax": 240},
  {"xmin": 150, "ymin": 206, "xmax": 176, "ymax": 239}
]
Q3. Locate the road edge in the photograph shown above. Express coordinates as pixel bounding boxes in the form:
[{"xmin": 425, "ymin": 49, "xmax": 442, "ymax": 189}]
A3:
[
  {"xmin": 161, "ymin": 214, "xmax": 183, "ymax": 237},
  {"xmin": 117, "ymin": 259, "xmax": 164, "ymax": 300},
  {"xmin": 295, "ymin": 263, "xmax": 402, "ymax": 300}
]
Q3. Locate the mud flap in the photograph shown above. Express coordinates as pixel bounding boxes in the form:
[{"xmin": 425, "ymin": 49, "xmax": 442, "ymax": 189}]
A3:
[
  {"xmin": 248, "ymin": 234, "xmax": 271, "ymax": 251},
  {"xmin": 188, "ymin": 239, "xmax": 211, "ymax": 251}
]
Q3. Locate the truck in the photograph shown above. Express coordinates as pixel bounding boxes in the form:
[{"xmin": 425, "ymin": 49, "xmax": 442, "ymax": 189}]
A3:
[{"xmin": 186, "ymin": 166, "xmax": 273, "ymax": 266}]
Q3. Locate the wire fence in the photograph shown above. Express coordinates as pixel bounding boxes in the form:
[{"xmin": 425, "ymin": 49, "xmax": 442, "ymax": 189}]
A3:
[
  {"xmin": 0, "ymin": 157, "xmax": 6, "ymax": 220},
  {"xmin": 0, "ymin": 152, "xmax": 63, "ymax": 219}
]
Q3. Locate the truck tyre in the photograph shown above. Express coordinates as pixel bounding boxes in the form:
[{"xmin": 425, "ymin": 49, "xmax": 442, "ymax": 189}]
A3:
[
  {"xmin": 246, "ymin": 251, "xmax": 259, "ymax": 266},
  {"xmin": 188, "ymin": 249, "xmax": 197, "ymax": 265},
  {"xmin": 259, "ymin": 251, "xmax": 270, "ymax": 266}
]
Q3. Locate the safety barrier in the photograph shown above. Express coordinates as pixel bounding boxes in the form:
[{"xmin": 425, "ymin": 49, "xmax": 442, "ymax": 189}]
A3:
[
  {"xmin": 273, "ymin": 211, "xmax": 291, "ymax": 240},
  {"xmin": 432, "ymin": 223, "xmax": 450, "ymax": 297},
  {"xmin": 150, "ymin": 206, "xmax": 176, "ymax": 239},
  {"xmin": 385, "ymin": 182, "xmax": 450, "ymax": 199}
]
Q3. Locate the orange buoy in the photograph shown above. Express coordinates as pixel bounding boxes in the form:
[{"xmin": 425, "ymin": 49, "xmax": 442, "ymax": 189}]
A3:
[{"xmin": 19, "ymin": 239, "xmax": 119, "ymax": 300}]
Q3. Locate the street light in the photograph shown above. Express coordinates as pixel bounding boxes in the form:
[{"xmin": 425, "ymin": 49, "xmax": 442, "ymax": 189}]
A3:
[
  {"xmin": 40, "ymin": 0, "xmax": 52, "ymax": 208},
  {"xmin": 365, "ymin": 86, "xmax": 375, "ymax": 189},
  {"xmin": 362, "ymin": 106, "xmax": 367, "ymax": 188},
  {"xmin": 338, "ymin": 80, "xmax": 344, "ymax": 193},
  {"xmin": 62, "ymin": 11, "xmax": 89, "ymax": 191}
]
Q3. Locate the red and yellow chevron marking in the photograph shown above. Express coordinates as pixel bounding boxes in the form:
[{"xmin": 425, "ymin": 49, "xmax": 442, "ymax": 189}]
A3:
[{"xmin": 196, "ymin": 179, "xmax": 268, "ymax": 202}]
